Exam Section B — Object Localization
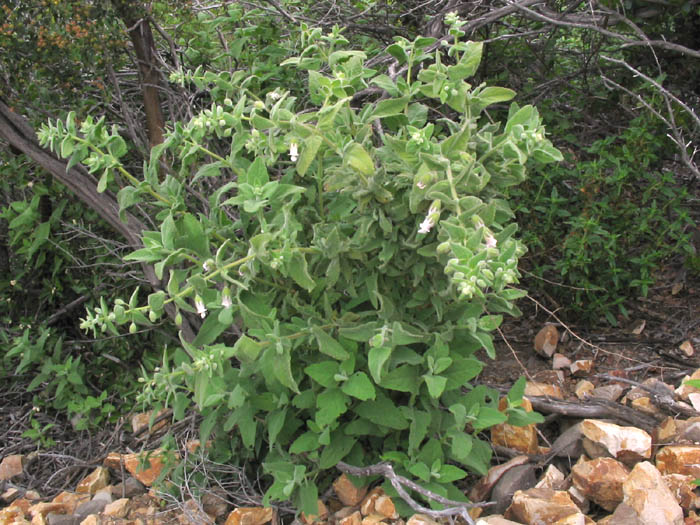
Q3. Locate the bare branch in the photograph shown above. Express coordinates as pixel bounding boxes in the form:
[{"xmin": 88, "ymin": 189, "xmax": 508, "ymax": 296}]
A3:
[{"xmin": 337, "ymin": 461, "xmax": 496, "ymax": 525}]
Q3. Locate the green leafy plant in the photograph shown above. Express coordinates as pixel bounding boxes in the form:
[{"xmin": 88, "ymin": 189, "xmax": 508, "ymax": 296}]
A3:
[
  {"xmin": 508, "ymin": 114, "xmax": 695, "ymax": 323},
  {"xmin": 39, "ymin": 21, "xmax": 558, "ymax": 514}
]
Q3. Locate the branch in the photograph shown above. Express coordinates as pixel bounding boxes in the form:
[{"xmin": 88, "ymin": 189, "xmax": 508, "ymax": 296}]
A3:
[{"xmin": 336, "ymin": 461, "xmax": 495, "ymax": 525}]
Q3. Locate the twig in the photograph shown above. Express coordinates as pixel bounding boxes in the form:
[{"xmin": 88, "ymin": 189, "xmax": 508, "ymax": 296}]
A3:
[{"xmin": 336, "ymin": 461, "xmax": 495, "ymax": 525}]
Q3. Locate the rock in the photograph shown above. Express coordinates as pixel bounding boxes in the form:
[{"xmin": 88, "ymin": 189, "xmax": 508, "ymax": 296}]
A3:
[
  {"xmin": 676, "ymin": 369, "xmax": 700, "ymax": 400},
  {"xmin": 598, "ymin": 502, "xmax": 645, "ymax": 525},
  {"xmin": 623, "ymin": 461, "xmax": 683, "ymax": 525},
  {"xmin": 475, "ymin": 516, "xmax": 522, "ymax": 524},
  {"xmin": 657, "ymin": 446, "xmax": 700, "ymax": 477},
  {"xmin": 567, "ymin": 484, "xmax": 589, "ymax": 514},
  {"xmin": 580, "ymin": 419, "xmax": 652, "ymax": 464},
  {"xmin": 46, "ymin": 515, "xmax": 80, "ymax": 525},
  {"xmin": 535, "ymin": 464, "xmax": 565, "ymax": 489},
  {"xmin": 679, "ymin": 421, "xmax": 700, "ymax": 443},
  {"xmin": 225, "ymin": 507, "xmax": 274, "ymax": 525},
  {"xmin": 689, "ymin": 393, "xmax": 700, "ymax": 411},
  {"xmin": 469, "ymin": 455, "xmax": 531, "ymax": 502},
  {"xmin": 114, "ymin": 449, "xmax": 172, "ymax": 487},
  {"xmin": 591, "ymin": 384, "xmax": 625, "ymax": 402},
  {"xmin": 78, "ymin": 515, "xmax": 99, "ymax": 525},
  {"xmin": 0, "ymin": 506, "xmax": 29, "ymax": 525},
  {"xmin": 130, "ymin": 409, "xmax": 169, "ymax": 435},
  {"xmin": 552, "ymin": 353, "xmax": 572, "ymax": 370},
  {"xmin": 406, "ymin": 514, "xmax": 439, "ymax": 525},
  {"xmin": 102, "ymin": 498, "xmax": 129, "ymax": 518},
  {"xmin": 534, "ymin": 325, "xmax": 559, "ymax": 358},
  {"xmin": 361, "ymin": 513, "xmax": 386, "ymax": 525},
  {"xmin": 111, "ymin": 476, "xmax": 146, "ymax": 499},
  {"xmin": 570, "ymin": 360, "xmax": 594, "ymax": 377},
  {"xmin": 340, "ymin": 511, "xmax": 362, "ymax": 525},
  {"xmin": 491, "ymin": 397, "xmax": 539, "ymax": 454},
  {"xmin": 1, "ymin": 487, "xmax": 20, "ymax": 504},
  {"xmin": 360, "ymin": 487, "xmax": 384, "ymax": 516},
  {"xmin": 630, "ymin": 396, "xmax": 659, "ymax": 415},
  {"xmin": 574, "ymin": 380, "xmax": 595, "ymax": 399},
  {"xmin": 28, "ymin": 502, "xmax": 65, "ymax": 520},
  {"xmin": 663, "ymin": 473, "xmax": 697, "ymax": 509},
  {"xmin": 571, "ymin": 457, "xmax": 629, "ymax": 511},
  {"xmin": 525, "ymin": 381, "xmax": 563, "ymax": 398},
  {"xmin": 75, "ymin": 468, "xmax": 109, "ymax": 495},
  {"xmin": 333, "ymin": 474, "xmax": 368, "ymax": 507},
  {"xmin": 0, "ymin": 455, "xmax": 24, "ymax": 480},
  {"xmin": 74, "ymin": 499, "xmax": 108, "ymax": 519},
  {"xmin": 551, "ymin": 422, "xmax": 584, "ymax": 459},
  {"xmin": 374, "ymin": 496, "xmax": 397, "ymax": 519},
  {"xmin": 504, "ymin": 488, "xmax": 588, "ymax": 524},
  {"xmin": 490, "ymin": 464, "xmax": 537, "ymax": 515},
  {"xmin": 50, "ymin": 493, "xmax": 89, "ymax": 516},
  {"xmin": 657, "ymin": 417, "xmax": 680, "ymax": 443}
]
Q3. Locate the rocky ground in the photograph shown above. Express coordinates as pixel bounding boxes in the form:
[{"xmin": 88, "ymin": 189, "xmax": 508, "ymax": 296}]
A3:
[{"xmin": 1, "ymin": 264, "xmax": 699, "ymax": 525}]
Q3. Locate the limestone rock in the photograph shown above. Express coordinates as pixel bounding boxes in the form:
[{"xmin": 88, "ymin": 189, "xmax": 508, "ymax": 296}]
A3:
[
  {"xmin": 333, "ymin": 474, "xmax": 368, "ymax": 507},
  {"xmin": 475, "ymin": 516, "xmax": 522, "ymax": 524},
  {"xmin": 535, "ymin": 464, "xmax": 565, "ymax": 490},
  {"xmin": 574, "ymin": 380, "xmax": 595, "ymax": 399},
  {"xmin": 580, "ymin": 419, "xmax": 651, "ymax": 464},
  {"xmin": 597, "ymin": 502, "xmax": 645, "ymax": 525},
  {"xmin": 340, "ymin": 511, "xmax": 362, "ymax": 525},
  {"xmin": 504, "ymin": 488, "xmax": 587, "ymax": 524},
  {"xmin": 551, "ymin": 422, "xmax": 584, "ymax": 459},
  {"xmin": 490, "ymin": 464, "xmax": 537, "ymax": 515},
  {"xmin": 591, "ymin": 384, "xmax": 625, "ymax": 402},
  {"xmin": 570, "ymin": 360, "xmax": 594, "ymax": 377},
  {"xmin": 361, "ymin": 513, "xmax": 387, "ymax": 525},
  {"xmin": 657, "ymin": 446, "xmax": 700, "ymax": 477},
  {"xmin": 524, "ymin": 381, "xmax": 563, "ymax": 399},
  {"xmin": 534, "ymin": 325, "xmax": 559, "ymax": 358},
  {"xmin": 360, "ymin": 487, "xmax": 384, "ymax": 516},
  {"xmin": 225, "ymin": 507, "xmax": 274, "ymax": 525},
  {"xmin": 50, "ymin": 493, "xmax": 89, "ymax": 515},
  {"xmin": 469, "ymin": 455, "xmax": 531, "ymax": 502},
  {"xmin": 130, "ymin": 409, "xmax": 169, "ymax": 435},
  {"xmin": 676, "ymin": 369, "xmax": 700, "ymax": 400},
  {"xmin": 552, "ymin": 353, "xmax": 572, "ymax": 370},
  {"xmin": 491, "ymin": 397, "xmax": 539, "ymax": 454},
  {"xmin": 623, "ymin": 461, "xmax": 683, "ymax": 524},
  {"xmin": 663, "ymin": 473, "xmax": 697, "ymax": 509},
  {"xmin": 0, "ymin": 454, "xmax": 24, "ymax": 481},
  {"xmin": 374, "ymin": 496, "xmax": 397, "ymax": 520},
  {"xmin": 406, "ymin": 514, "xmax": 439, "ymax": 525},
  {"xmin": 0, "ymin": 507, "xmax": 29, "ymax": 525},
  {"xmin": 571, "ymin": 457, "xmax": 629, "ymax": 511},
  {"xmin": 105, "ymin": 449, "xmax": 172, "ymax": 487},
  {"xmin": 201, "ymin": 489, "xmax": 230, "ymax": 520},
  {"xmin": 75, "ymin": 468, "xmax": 109, "ymax": 495},
  {"xmin": 111, "ymin": 476, "xmax": 146, "ymax": 499},
  {"xmin": 103, "ymin": 498, "xmax": 129, "ymax": 518}
]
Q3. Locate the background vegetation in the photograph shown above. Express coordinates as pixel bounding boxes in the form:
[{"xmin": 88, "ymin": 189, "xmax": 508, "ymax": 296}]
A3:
[{"xmin": 1, "ymin": 0, "xmax": 698, "ymax": 515}]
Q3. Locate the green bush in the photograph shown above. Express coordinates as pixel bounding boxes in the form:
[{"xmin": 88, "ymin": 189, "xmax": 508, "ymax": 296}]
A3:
[
  {"xmin": 39, "ymin": 22, "xmax": 559, "ymax": 513},
  {"xmin": 509, "ymin": 115, "xmax": 695, "ymax": 323}
]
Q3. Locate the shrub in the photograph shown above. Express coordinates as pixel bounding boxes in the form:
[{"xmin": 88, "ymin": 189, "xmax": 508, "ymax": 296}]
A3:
[{"xmin": 39, "ymin": 22, "xmax": 559, "ymax": 513}]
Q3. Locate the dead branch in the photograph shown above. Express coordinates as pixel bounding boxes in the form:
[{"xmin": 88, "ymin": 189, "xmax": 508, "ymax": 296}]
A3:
[{"xmin": 336, "ymin": 461, "xmax": 496, "ymax": 525}]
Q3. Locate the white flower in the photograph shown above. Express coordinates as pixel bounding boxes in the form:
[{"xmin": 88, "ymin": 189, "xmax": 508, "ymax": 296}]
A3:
[
  {"xmin": 195, "ymin": 296, "xmax": 207, "ymax": 318},
  {"xmin": 269, "ymin": 91, "xmax": 281, "ymax": 100},
  {"xmin": 418, "ymin": 216, "xmax": 435, "ymax": 234},
  {"xmin": 485, "ymin": 234, "xmax": 497, "ymax": 248},
  {"xmin": 222, "ymin": 294, "xmax": 233, "ymax": 308},
  {"xmin": 416, "ymin": 181, "xmax": 426, "ymax": 189},
  {"xmin": 289, "ymin": 142, "xmax": 299, "ymax": 162}
]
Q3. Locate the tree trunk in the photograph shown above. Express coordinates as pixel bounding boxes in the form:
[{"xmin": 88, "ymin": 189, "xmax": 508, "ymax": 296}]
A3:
[
  {"xmin": 0, "ymin": 99, "xmax": 196, "ymax": 341},
  {"xmin": 111, "ymin": 1, "xmax": 165, "ymax": 148}
]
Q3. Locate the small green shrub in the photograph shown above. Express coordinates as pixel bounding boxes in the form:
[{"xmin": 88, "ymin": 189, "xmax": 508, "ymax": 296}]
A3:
[
  {"xmin": 509, "ymin": 115, "xmax": 695, "ymax": 323},
  {"xmin": 39, "ymin": 22, "xmax": 559, "ymax": 514}
]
